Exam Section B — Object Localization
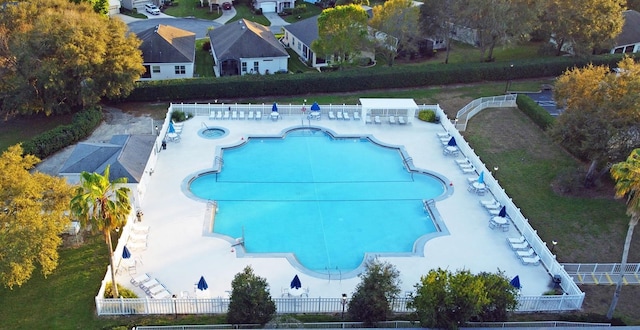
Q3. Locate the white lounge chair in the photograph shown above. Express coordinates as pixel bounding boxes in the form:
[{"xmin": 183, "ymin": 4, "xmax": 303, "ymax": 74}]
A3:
[
  {"xmin": 521, "ymin": 255, "xmax": 541, "ymax": 266},
  {"xmin": 365, "ymin": 115, "xmax": 372, "ymax": 124},
  {"xmin": 343, "ymin": 111, "xmax": 350, "ymax": 120},
  {"xmin": 353, "ymin": 112, "xmax": 361, "ymax": 120},
  {"xmin": 131, "ymin": 273, "xmax": 151, "ymax": 286},
  {"xmin": 509, "ymin": 241, "xmax": 529, "ymax": 250},
  {"xmin": 329, "ymin": 111, "xmax": 336, "ymax": 120},
  {"xmin": 209, "ymin": 111, "xmax": 216, "ymax": 119},
  {"xmin": 508, "ymin": 236, "xmax": 526, "ymax": 244},
  {"xmin": 239, "ymin": 111, "xmax": 245, "ymax": 120},
  {"xmin": 457, "ymin": 159, "xmax": 471, "ymax": 165},
  {"xmin": 437, "ymin": 132, "xmax": 450, "ymax": 138},
  {"xmin": 398, "ymin": 116, "xmax": 406, "ymax": 125},
  {"xmin": 337, "ymin": 111, "xmax": 343, "ymax": 120},
  {"xmin": 129, "ymin": 232, "xmax": 147, "ymax": 243},
  {"xmin": 223, "ymin": 111, "xmax": 230, "ymax": 120},
  {"xmin": 215, "ymin": 111, "xmax": 223, "ymax": 120},
  {"xmin": 255, "ymin": 111, "xmax": 262, "ymax": 120},
  {"xmin": 374, "ymin": 116, "xmax": 381, "ymax": 124},
  {"xmin": 128, "ymin": 241, "xmax": 147, "ymax": 251},
  {"xmin": 140, "ymin": 279, "xmax": 160, "ymax": 293},
  {"xmin": 389, "ymin": 116, "xmax": 396, "ymax": 124},
  {"xmin": 480, "ymin": 199, "xmax": 498, "ymax": 206},
  {"xmin": 132, "ymin": 224, "xmax": 149, "ymax": 234},
  {"xmin": 458, "ymin": 163, "xmax": 473, "ymax": 169},
  {"xmin": 247, "ymin": 111, "xmax": 254, "ymax": 120},
  {"xmin": 232, "ymin": 111, "xmax": 238, "ymax": 120},
  {"xmin": 152, "ymin": 290, "xmax": 172, "ymax": 299},
  {"xmin": 516, "ymin": 248, "xmax": 535, "ymax": 258}
]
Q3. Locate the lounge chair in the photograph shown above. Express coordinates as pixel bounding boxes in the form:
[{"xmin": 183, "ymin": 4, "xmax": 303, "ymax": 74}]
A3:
[
  {"xmin": 140, "ymin": 279, "xmax": 160, "ymax": 292},
  {"xmin": 247, "ymin": 111, "xmax": 254, "ymax": 120},
  {"xmin": 457, "ymin": 158, "xmax": 471, "ymax": 165},
  {"xmin": 132, "ymin": 224, "xmax": 149, "ymax": 234},
  {"xmin": 172, "ymin": 120, "xmax": 184, "ymax": 128},
  {"xmin": 437, "ymin": 132, "xmax": 450, "ymax": 138},
  {"xmin": 374, "ymin": 116, "xmax": 381, "ymax": 124},
  {"xmin": 209, "ymin": 111, "xmax": 216, "ymax": 119},
  {"xmin": 255, "ymin": 111, "xmax": 262, "ymax": 120},
  {"xmin": 131, "ymin": 273, "xmax": 151, "ymax": 286},
  {"xmin": 337, "ymin": 111, "xmax": 344, "ymax": 120},
  {"xmin": 353, "ymin": 112, "xmax": 361, "ymax": 120},
  {"xmin": 398, "ymin": 116, "xmax": 406, "ymax": 125},
  {"xmin": 149, "ymin": 284, "xmax": 167, "ymax": 296},
  {"xmin": 329, "ymin": 111, "xmax": 336, "ymax": 120},
  {"xmin": 343, "ymin": 111, "xmax": 350, "ymax": 120},
  {"xmin": 239, "ymin": 111, "xmax": 245, "ymax": 120},
  {"xmin": 365, "ymin": 115, "xmax": 372, "ymax": 124},
  {"xmin": 508, "ymin": 236, "xmax": 526, "ymax": 244},
  {"xmin": 215, "ymin": 111, "xmax": 223, "ymax": 120},
  {"xmin": 223, "ymin": 111, "xmax": 230, "ymax": 120},
  {"xmin": 232, "ymin": 111, "xmax": 238, "ymax": 120},
  {"xmin": 516, "ymin": 248, "xmax": 535, "ymax": 258},
  {"xmin": 458, "ymin": 163, "xmax": 473, "ymax": 169},
  {"xmin": 152, "ymin": 289, "xmax": 172, "ymax": 299},
  {"xmin": 521, "ymin": 255, "xmax": 541, "ymax": 266},
  {"xmin": 480, "ymin": 199, "xmax": 498, "ymax": 206},
  {"xmin": 389, "ymin": 116, "xmax": 396, "ymax": 124},
  {"xmin": 129, "ymin": 232, "xmax": 147, "ymax": 243},
  {"xmin": 509, "ymin": 241, "xmax": 529, "ymax": 250},
  {"xmin": 483, "ymin": 202, "xmax": 501, "ymax": 211},
  {"xmin": 461, "ymin": 166, "xmax": 476, "ymax": 174},
  {"xmin": 128, "ymin": 241, "xmax": 147, "ymax": 251}
]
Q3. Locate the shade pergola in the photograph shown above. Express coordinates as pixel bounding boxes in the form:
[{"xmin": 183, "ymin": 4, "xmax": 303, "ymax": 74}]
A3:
[{"xmin": 359, "ymin": 98, "xmax": 419, "ymax": 124}]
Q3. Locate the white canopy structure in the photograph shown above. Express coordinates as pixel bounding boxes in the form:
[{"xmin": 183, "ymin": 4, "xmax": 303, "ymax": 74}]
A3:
[{"xmin": 359, "ymin": 98, "xmax": 419, "ymax": 124}]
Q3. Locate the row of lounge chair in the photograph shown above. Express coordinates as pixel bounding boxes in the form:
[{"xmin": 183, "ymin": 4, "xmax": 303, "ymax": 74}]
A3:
[
  {"xmin": 507, "ymin": 236, "xmax": 541, "ymax": 266},
  {"xmin": 131, "ymin": 273, "xmax": 173, "ymax": 299},
  {"xmin": 363, "ymin": 115, "xmax": 408, "ymax": 125},
  {"xmin": 328, "ymin": 110, "xmax": 359, "ymax": 120},
  {"xmin": 209, "ymin": 110, "xmax": 263, "ymax": 120}
]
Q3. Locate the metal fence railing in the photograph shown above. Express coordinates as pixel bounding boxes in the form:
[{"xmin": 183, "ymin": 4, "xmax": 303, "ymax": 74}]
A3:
[
  {"xmin": 562, "ymin": 263, "xmax": 640, "ymax": 285},
  {"xmin": 454, "ymin": 94, "xmax": 517, "ymax": 131}
]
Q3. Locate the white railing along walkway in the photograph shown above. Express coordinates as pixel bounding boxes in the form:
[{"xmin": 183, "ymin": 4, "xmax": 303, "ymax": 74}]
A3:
[
  {"xmin": 454, "ymin": 94, "xmax": 517, "ymax": 131},
  {"xmin": 562, "ymin": 263, "xmax": 640, "ymax": 285}
]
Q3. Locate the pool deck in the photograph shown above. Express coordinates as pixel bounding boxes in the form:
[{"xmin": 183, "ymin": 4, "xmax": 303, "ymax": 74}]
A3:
[{"xmin": 116, "ymin": 114, "xmax": 553, "ymax": 300}]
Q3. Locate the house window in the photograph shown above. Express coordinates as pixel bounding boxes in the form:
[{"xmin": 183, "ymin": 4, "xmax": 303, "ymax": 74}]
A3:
[
  {"xmin": 283, "ymin": 1, "xmax": 291, "ymax": 8},
  {"xmin": 298, "ymin": 43, "xmax": 301, "ymax": 51},
  {"xmin": 242, "ymin": 62, "xmax": 247, "ymax": 73},
  {"xmin": 141, "ymin": 65, "xmax": 151, "ymax": 78},
  {"xmin": 625, "ymin": 46, "xmax": 635, "ymax": 53},
  {"xmin": 152, "ymin": 66, "xmax": 161, "ymax": 73},
  {"xmin": 253, "ymin": 61, "xmax": 259, "ymax": 73},
  {"xmin": 174, "ymin": 65, "xmax": 186, "ymax": 74}
]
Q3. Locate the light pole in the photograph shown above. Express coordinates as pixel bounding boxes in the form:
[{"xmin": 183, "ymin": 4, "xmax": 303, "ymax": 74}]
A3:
[
  {"xmin": 551, "ymin": 240, "xmax": 558, "ymax": 254},
  {"xmin": 172, "ymin": 294, "xmax": 177, "ymax": 319},
  {"xmin": 341, "ymin": 293, "xmax": 347, "ymax": 320},
  {"xmin": 155, "ymin": 125, "xmax": 159, "ymax": 136},
  {"xmin": 505, "ymin": 64, "xmax": 514, "ymax": 93}
]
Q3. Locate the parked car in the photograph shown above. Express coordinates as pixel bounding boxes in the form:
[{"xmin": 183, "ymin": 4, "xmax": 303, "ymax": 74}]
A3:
[
  {"xmin": 145, "ymin": 3, "xmax": 161, "ymax": 15},
  {"xmin": 222, "ymin": 2, "xmax": 232, "ymax": 10}
]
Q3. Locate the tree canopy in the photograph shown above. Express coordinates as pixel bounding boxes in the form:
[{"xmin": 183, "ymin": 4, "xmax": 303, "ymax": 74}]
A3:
[
  {"xmin": 347, "ymin": 259, "xmax": 401, "ymax": 325},
  {"xmin": 0, "ymin": 145, "xmax": 72, "ymax": 288},
  {"xmin": 419, "ymin": 0, "xmax": 460, "ymax": 64},
  {"xmin": 551, "ymin": 57, "xmax": 640, "ymax": 184},
  {"xmin": 369, "ymin": 0, "xmax": 420, "ymax": 66},
  {"xmin": 0, "ymin": 0, "xmax": 144, "ymax": 118},
  {"xmin": 227, "ymin": 266, "xmax": 276, "ymax": 325},
  {"xmin": 311, "ymin": 4, "xmax": 371, "ymax": 69}
]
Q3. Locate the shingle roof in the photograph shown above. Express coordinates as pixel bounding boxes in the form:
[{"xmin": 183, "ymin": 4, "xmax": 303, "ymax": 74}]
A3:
[
  {"xmin": 616, "ymin": 10, "xmax": 640, "ymax": 46},
  {"xmin": 60, "ymin": 134, "xmax": 156, "ymax": 183},
  {"xmin": 138, "ymin": 24, "xmax": 196, "ymax": 64},
  {"xmin": 283, "ymin": 15, "xmax": 319, "ymax": 46},
  {"xmin": 208, "ymin": 19, "xmax": 289, "ymax": 60}
]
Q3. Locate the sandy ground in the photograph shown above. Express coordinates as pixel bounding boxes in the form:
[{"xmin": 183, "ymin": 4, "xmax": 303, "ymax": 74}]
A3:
[{"xmin": 35, "ymin": 106, "xmax": 159, "ymax": 176}]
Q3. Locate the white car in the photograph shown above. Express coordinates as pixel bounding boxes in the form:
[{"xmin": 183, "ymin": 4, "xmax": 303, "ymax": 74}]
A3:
[{"xmin": 145, "ymin": 3, "xmax": 160, "ymax": 15}]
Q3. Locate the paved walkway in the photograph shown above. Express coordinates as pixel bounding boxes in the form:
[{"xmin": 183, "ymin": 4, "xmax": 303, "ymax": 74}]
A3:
[{"xmin": 263, "ymin": 12, "xmax": 290, "ymax": 33}]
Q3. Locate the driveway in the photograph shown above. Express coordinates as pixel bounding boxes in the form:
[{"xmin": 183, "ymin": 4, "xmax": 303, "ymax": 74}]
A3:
[
  {"xmin": 125, "ymin": 17, "xmax": 222, "ymax": 39},
  {"xmin": 517, "ymin": 90, "xmax": 564, "ymax": 117},
  {"xmin": 263, "ymin": 12, "xmax": 290, "ymax": 33}
]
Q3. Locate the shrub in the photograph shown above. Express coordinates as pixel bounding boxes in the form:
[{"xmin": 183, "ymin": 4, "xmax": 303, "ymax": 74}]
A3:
[
  {"xmin": 418, "ymin": 110, "xmax": 436, "ymax": 122},
  {"xmin": 104, "ymin": 282, "xmax": 138, "ymax": 298},
  {"xmin": 202, "ymin": 40, "xmax": 211, "ymax": 52},
  {"xmin": 516, "ymin": 94, "xmax": 555, "ymax": 130},
  {"xmin": 171, "ymin": 110, "xmax": 188, "ymax": 122}
]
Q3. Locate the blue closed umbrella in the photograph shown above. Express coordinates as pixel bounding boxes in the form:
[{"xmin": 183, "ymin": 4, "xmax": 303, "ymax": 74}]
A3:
[
  {"xmin": 478, "ymin": 171, "xmax": 484, "ymax": 184},
  {"xmin": 290, "ymin": 275, "xmax": 302, "ymax": 289},
  {"xmin": 122, "ymin": 246, "xmax": 131, "ymax": 259},
  {"xmin": 510, "ymin": 275, "xmax": 521, "ymax": 289},
  {"xmin": 197, "ymin": 276, "xmax": 208, "ymax": 291},
  {"xmin": 498, "ymin": 206, "xmax": 507, "ymax": 217},
  {"xmin": 310, "ymin": 102, "xmax": 320, "ymax": 111},
  {"xmin": 168, "ymin": 122, "xmax": 175, "ymax": 133},
  {"xmin": 447, "ymin": 137, "xmax": 457, "ymax": 146},
  {"xmin": 272, "ymin": 102, "xmax": 278, "ymax": 112}
]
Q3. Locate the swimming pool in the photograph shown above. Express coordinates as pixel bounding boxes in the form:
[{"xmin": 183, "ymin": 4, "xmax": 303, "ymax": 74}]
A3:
[{"xmin": 188, "ymin": 128, "xmax": 449, "ymax": 276}]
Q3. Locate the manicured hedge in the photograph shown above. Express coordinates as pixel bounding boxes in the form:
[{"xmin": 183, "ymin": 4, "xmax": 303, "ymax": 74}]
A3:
[
  {"xmin": 516, "ymin": 94, "xmax": 556, "ymax": 131},
  {"xmin": 123, "ymin": 55, "xmax": 628, "ymax": 102},
  {"xmin": 22, "ymin": 107, "xmax": 102, "ymax": 159}
]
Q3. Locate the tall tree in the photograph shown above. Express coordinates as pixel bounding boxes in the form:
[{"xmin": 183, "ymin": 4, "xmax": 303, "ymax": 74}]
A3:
[
  {"xmin": 311, "ymin": 4, "xmax": 371, "ymax": 69},
  {"xmin": 0, "ymin": 145, "xmax": 72, "ymax": 288},
  {"xmin": 541, "ymin": 0, "xmax": 625, "ymax": 56},
  {"xmin": 70, "ymin": 165, "xmax": 131, "ymax": 298},
  {"xmin": 476, "ymin": 271, "xmax": 519, "ymax": 322},
  {"xmin": 0, "ymin": 0, "xmax": 144, "ymax": 118},
  {"xmin": 551, "ymin": 57, "xmax": 640, "ymax": 185},
  {"xmin": 347, "ymin": 259, "xmax": 401, "ymax": 325},
  {"xmin": 607, "ymin": 148, "xmax": 640, "ymax": 319},
  {"xmin": 227, "ymin": 266, "xmax": 276, "ymax": 325},
  {"xmin": 369, "ymin": 0, "xmax": 420, "ymax": 66},
  {"xmin": 419, "ymin": 0, "xmax": 460, "ymax": 64}
]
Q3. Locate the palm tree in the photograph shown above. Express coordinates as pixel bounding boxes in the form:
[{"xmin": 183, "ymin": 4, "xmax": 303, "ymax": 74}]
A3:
[
  {"xmin": 70, "ymin": 165, "xmax": 131, "ymax": 298},
  {"xmin": 607, "ymin": 148, "xmax": 640, "ymax": 319}
]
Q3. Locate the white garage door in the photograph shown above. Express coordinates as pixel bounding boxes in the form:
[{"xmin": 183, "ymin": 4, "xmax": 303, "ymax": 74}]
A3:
[{"xmin": 260, "ymin": 1, "xmax": 276, "ymax": 12}]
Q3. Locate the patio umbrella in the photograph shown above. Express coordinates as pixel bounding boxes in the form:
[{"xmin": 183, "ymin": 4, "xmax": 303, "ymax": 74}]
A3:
[
  {"xmin": 510, "ymin": 275, "xmax": 521, "ymax": 289},
  {"xmin": 498, "ymin": 206, "xmax": 507, "ymax": 217},
  {"xmin": 197, "ymin": 276, "xmax": 208, "ymax": 291},
  {"xmin": 477, "ymin": 171, "xmax": 485, "ymax": 184},
  {"xmin": 168, "ymin": 122, "xmax": 175, "ymax": 133},
  {"xmin": 290, "ymin": 275, "xmax": 302, "ymax": 289},
  {"xmin": 122, "ymin": 246, "xmax": 131, "ymax": 259},
  {"xmin": 447, "ymin": 137, "xmax": 457, "ymax": 146},
  {"xmin": 272, "ymin": 102, "xmax": 278, "ymax": 112},
  {"xmin": 310, "ymin": 102, "xmax": 320, "ymax": 111}
]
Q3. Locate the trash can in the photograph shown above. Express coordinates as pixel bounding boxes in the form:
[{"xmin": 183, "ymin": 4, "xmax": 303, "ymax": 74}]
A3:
[
  {"xmin": 552, "ymin": 275, "xmax": 562, "ymax": 289},
  {"xmin": 162, "ymin": 140, "xmax": 167, "ymax": 150}
]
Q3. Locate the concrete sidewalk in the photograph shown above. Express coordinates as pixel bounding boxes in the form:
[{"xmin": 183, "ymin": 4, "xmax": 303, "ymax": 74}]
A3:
[{"xmin": 263, "ymin": 12, "xmax": 290, "ymax": 33}]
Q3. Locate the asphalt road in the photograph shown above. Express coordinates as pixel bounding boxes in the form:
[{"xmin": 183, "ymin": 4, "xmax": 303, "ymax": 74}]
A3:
[{"xmin": 126, "ymin": 17, "xmax": 222, "ymax": 39}]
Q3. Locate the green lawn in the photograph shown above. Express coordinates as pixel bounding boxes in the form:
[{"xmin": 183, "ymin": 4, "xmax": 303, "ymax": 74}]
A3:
[
  {"xmin": 195, "ymin": 38, "xmax": 215, "ymax": 78},
  {"xmin": 163, "ymin": 0, "xmax": 223, "ymax": 20},
  {"xmin": 0, "ymin": 113, "xmax": 75, "ymax": 152},
  {"xmin": 225, "ymin": 4, "xmax": 270, "ymax": 26}
]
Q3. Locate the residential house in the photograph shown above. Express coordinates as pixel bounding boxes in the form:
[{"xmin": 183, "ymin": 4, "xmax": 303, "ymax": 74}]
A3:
[
  {"xmin": 208, "ymin": 19, "xmax": 289, "ymax": 76},
  {"xmin": 108, "ymin": 0, "xmax": 121, "ymax": 16},
  {"xmin": 138, "ymin": 24, "xmax": 196, "ymax": 81},
  {"xmin": 254, "ymin": 0, "xmax": 294, "ymax": 13},
  {"xmin": 281, "ymin": 16, "xmax": 328, "ymax": 68},
  {"xmin": 611, "ymin": 10, "xmax": 640, "ymax": 54}
]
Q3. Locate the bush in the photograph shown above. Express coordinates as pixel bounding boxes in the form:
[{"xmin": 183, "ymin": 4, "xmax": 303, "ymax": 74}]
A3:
[
  {"xmin": 516, "ymin": 94, "xmax": 555, "ymax": 130},
  {"xmin": 171, "ymin": 110, "xmax": 188, "ymax": 122},
  {"xmin": 104, "ymin": 282, "xmax": 138, "ymax": 298},
  {"xmin": 418, "ymin": 110, "xmax": 436, "ymax": 122},
  {"xmin": 202, "ymin": 40, "xmax": 211, "ymax": 52}
]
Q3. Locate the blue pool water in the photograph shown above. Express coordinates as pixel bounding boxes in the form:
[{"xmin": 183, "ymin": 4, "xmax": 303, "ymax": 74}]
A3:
[{"xmin": 189, "ymin": 129, "xmax": 446, "ymax": 273}]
